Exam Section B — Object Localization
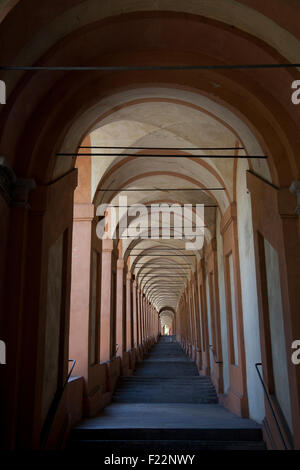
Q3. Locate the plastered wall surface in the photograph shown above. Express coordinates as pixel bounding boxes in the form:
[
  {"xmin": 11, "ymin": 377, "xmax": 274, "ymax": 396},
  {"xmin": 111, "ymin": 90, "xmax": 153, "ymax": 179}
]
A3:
[{"xmin": 237, "ymin": 159, "xmax": 264, "ymax": 422}]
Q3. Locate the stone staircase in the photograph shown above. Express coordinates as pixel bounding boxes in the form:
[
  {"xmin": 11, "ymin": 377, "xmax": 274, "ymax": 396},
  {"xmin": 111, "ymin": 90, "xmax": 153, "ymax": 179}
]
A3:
[
  {"xmin": 113, "ymin": 376, "xmax": 218, "ymax": 404},
  {"xmin": 68, "ymin": 336, "xmax": 266, "ymax": 451},
  {"xmin": 113, "ymin": 338, "xmax": 218, "ymax": 404}
]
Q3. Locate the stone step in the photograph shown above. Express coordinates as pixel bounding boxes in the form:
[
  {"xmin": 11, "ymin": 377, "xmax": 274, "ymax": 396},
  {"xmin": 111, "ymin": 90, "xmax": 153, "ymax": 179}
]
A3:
[
  {"xmin": 118, "ymin": 378, "xmax": 214, "ymax": 383},
  {"xmin": 120, "ymin": 377, "xmax": 211, "ymax": 380},
  {"xmin": 112, "ymin": 397, "xmax": 218, "ymax": 404},
  {"xmin": 68, "ymin": 439, "xmax": 266, "ymax": 451},
  {"xmin": 135, "ymin": 363, "xmax": 199, "ymax": 377},
  {"xmin": 115, "ymin": 387, "xmax": 216, "ymax": 392},
  {"xmin": 114, "ymin": 391, "xmax": 216, "ymax": 395},
  {"xmin": 114, "ymin": 387, "xmax": 217, "ymax": 392},
  {"xmin": 70, "ymin": 426, "xmax": 263, "ymax": 442},
  {"xmin": 120, "ymin": 376, "xmax": 211, "ymax": 381},
  {"xmin": 68, "ymin": 338, "xmax": 265, "ymax": 452}
]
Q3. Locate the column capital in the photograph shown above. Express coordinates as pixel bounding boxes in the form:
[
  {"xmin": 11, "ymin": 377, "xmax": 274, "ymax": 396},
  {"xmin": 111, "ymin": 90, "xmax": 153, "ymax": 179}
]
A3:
[
  {"xmin": 0, "ymin": 156, "xmax": 36, "ymax": 207},
  {"xmin": 73, "ymin": 203, "xmax": 94, "ymax": 221},
  {"xmin": 102, "ymin": 239, "xmax": 114, "ymax": 252}
]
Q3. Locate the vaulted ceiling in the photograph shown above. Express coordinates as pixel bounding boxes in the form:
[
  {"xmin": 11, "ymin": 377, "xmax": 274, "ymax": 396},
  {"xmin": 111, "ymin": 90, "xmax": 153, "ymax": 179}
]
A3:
[{"xmin": 1, "ymin": 0, "xmax": 300, "ymax": 311}]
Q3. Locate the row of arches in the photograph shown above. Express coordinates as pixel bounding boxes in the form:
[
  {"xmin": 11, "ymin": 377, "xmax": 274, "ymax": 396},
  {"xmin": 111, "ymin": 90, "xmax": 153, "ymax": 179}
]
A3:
[{"xmin": 0, "ymin": 0, "xmax": 299, "ymax": 451}]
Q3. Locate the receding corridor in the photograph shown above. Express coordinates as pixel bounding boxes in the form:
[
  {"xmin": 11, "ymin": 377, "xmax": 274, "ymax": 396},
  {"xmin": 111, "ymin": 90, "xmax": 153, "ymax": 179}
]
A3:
[
  {"xmin": 1, "ymin": 1, "xmax": 300, "ymax": 454},
  {"xmin": 69, "ymin": 337, "xmax": 265, "ymax": 451}
]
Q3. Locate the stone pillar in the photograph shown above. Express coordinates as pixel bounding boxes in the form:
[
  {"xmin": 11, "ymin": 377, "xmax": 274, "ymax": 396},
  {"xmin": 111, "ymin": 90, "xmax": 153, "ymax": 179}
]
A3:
[
  {"xmin": 116, "ymin": 259, "xmax": 125, "ymax": 357},
  {"xmin": 220, "ymin": 203, "xmax": 248, "ymax": 416},
  {"xmin": 132, "ymin": 280, "xmax": 138, "ymax": 348},
  {"xmin": 126, "ymin": 272, "xmax": 133, "ymax": 351},
  {"xmin": 4, "ymin": 169, "xmax": 77, "ymax": 448},
  {"xmin": 151, "ymin": 305, "xmax": 154, "ymax": 337},
  {"xmin": 142, "ymin": 294, "xmax": 146, "ymax": 341},
  {"xmin": 193, "ymin": 269, "xmax": 203, "ymax": 371},
  {"xmin": 151, "ymin": 307, "xmax": 154, "ymax": 337},
  {"xmin": 156, "ymin": 311, "xmax": 160, "ymax": 335},
  {"xmin": 69, "ymin": 203, "xmax": 94, "ymax": 379},
  {"xmin": 147, "ymin": 301, "xmax": 150, "ymax": 339},
  {"xmin": 247, "ymin": 172, "xmax": 300, "ymax": 448},
  {"xmin": 137, "ymin": 288, "xmax": 142, "ymax": 346},
  {"xmin": 100, "ymin": 239, "xmax": 114, "ymax": 363},
  {"xmin": 206, "ymin": 239, "xmax": 223, "ymax": 394},
  {"xmin": 190, "ymin": 280, "xmax": 195, "ymax": 357},
  {"xmin": 198, "ymin": 258, "xmax": 210, "ymax": 376}
]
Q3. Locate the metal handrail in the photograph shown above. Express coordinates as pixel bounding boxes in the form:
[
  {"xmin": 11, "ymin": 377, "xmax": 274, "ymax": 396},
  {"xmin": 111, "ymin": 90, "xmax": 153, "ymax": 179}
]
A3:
[
  {"xmin": 41, "ymin": 359, "xmax": 76, "ymax": 447},
  {"xmin": 255, "ymin": 362, "xmax": 288, "ymax": 450},
  {"xmin": 66, "ymin": 359, "xmax": 76, "ymax": 385},
  {"xmin": 209, "ymin": 345, "xmax": 223, "ymax": 364}
]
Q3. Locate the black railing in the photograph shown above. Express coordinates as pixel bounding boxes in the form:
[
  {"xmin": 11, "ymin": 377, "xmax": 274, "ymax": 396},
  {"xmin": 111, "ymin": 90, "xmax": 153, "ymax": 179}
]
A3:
[
  {"xmin": 209, "ymin": 345, "xmax": 223, "ymax": 364},
  {"xmin": 255, "ymin": 362, "xmax": 288, "ymax": 450},
  {"xmin": 41, "ymin": 359, "xmax": 76, "ymax": 447},
  {"xmin": 66, "ymin": 359, "xmax": 76, "ymax": 385}
]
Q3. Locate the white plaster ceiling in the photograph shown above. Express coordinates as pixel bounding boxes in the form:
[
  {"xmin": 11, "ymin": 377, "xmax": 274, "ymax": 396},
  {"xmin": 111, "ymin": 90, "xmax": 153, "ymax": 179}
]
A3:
[
  {"xmin": 55, "ymin": 87, "xmax": 270, "ymax": 183},
  {"xmin": 87, "ymin": 91, "xmax": 270, "ymax": 311},
  {"xmin": 90, "ymin": 100, "xmax": 223, "ymax": 311}
]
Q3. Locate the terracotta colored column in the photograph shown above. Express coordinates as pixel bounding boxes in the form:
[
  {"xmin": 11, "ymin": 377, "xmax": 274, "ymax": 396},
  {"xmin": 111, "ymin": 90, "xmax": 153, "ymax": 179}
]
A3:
[
  {"xmin": 139, "ymin": 292, "xmax": 144, "ymax": 343},
  {"xmin": 193, "ymin": 269, "xmax": 202, "ymax": 370},
  {"xmin": 176, "ymin": 302, "xmax": 181, "ymax": 341},
  {"xmin": 137, "ymin": 288, "xmax": 142, "ymax": 345},
  {"xmin": 5, "ymin": 170, "xmax": 77, "ymax": 448},
  {"xmin": 144, "ymin": 298, "xmax": 146, "ymax": 338},
  {"xmin": 100, "ymin": 239, "xmax": 114, "ymax": 362},
  {"xmin": 132, "ymin": 280, "xmax": 138, "ymax": 348},
  {"xmin": 149, "ymin": 305, "xmax": 152, "ymax": 338},
  {"xmin": 206, "ymin": 239, "xmax": 223, "ymax": 393},
  {"xmin": 151, "ymin": 306, "xmax": 154, "ymax": 338},
  {"xmin": 116, "ymin": 258, "xmax": 125, "ymax": 357},
  {"xmin": 69, "ymin": 203, "xmax": 94, "ymax": 379},
  {"xmin": 158, "ymin": 311, "xmax": 161, "ymax": 336},
  {"xmin": 198, "ymin": 258, "xmax": 210, "ymax": 376},
  {"xmin": 221, "ymin": 203, "xmax": 248, "ymax": 416},
  {"xmin": 147, "ymin": 301, "xmax": 150, "ymax": 339},
  {"xmin": 247, "ymin": 172, "xmax": 300, "ymax": 448},
  {"xmin": 142, "ymin": 294, "xmax": 146, "ymax": 342},
  {"xmin": 191, "ymin": 281, "xmax": 197, "ymax": 348},
  {"xmin": 186, "ymin": 289, "xmax": 192, "ymax": 347},
  {"xmin": 192, "ymin": 278, "xmax": 199, "ymax": 346},
  {"xmin": 144, "ymin": 296, "xmax": 148, "ymax": 340},
  {"xmin": 189, "ymin": 280, "xmax": 196, "ymax": 355},
  {"xmin": 152, "ymin": 307, "xmax": 155, "ymax": 338},
  {"xmin": 126, "ymin": 272, "xmax": 133, "ymax": 351}
]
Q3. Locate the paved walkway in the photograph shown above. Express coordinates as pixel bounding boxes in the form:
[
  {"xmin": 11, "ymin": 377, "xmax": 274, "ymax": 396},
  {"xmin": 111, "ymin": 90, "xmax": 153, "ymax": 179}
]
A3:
[{"xmin": 70, "ymin": 336, "xmax": 265, "ymax": 450}]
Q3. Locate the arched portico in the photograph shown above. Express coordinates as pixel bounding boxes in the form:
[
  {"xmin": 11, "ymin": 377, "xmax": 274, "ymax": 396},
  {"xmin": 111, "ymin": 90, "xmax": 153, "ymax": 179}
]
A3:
[{"xmin": 0, "ymin": 1, "xmax": 300, "ymax": 452}]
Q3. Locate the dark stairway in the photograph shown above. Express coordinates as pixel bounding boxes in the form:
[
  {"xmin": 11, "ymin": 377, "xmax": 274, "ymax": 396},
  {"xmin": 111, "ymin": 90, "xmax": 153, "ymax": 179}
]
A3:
[
  {"xmin": 69, "ymin": 336, "xmax": 265, "ymax": 451},
  {"xmin": 113, "ymin": 338, "xmax": 218, "ymax": 404}
]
